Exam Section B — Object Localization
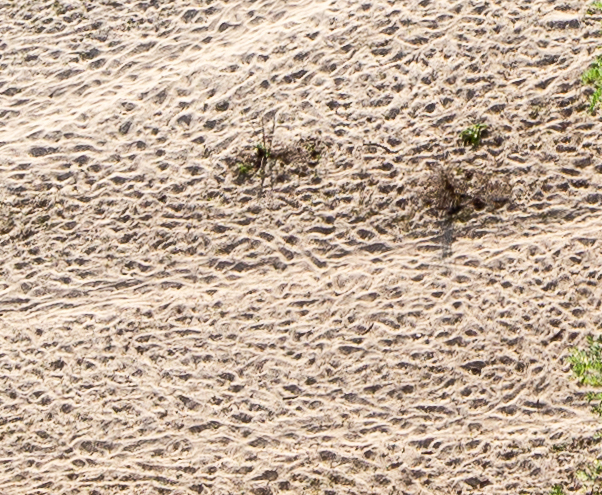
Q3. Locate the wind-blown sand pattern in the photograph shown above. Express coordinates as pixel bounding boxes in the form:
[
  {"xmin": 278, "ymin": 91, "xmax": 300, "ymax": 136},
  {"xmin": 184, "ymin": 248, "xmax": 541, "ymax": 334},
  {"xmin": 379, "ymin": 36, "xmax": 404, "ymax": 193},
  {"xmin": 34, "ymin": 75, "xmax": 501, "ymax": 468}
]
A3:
[{"xmin": 2, "ymin": 0, "xmax": 602, "ymax": 494}]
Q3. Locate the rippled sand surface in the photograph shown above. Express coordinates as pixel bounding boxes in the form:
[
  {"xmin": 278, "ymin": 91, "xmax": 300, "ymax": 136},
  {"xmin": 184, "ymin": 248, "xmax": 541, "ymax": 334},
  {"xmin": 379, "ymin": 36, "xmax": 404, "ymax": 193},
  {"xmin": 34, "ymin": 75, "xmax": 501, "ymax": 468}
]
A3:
[{"xmin": 1, "ymin": 1, "xmax": 602, "ymax": 493}]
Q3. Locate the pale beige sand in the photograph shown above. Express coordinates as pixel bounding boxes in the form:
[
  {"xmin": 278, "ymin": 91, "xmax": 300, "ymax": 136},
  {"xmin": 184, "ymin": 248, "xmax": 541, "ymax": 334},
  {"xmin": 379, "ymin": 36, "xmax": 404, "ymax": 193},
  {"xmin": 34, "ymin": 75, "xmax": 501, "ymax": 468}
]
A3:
[{"xmin": 1, "ymin": 0, "xmax": 602, "ymax": 494}]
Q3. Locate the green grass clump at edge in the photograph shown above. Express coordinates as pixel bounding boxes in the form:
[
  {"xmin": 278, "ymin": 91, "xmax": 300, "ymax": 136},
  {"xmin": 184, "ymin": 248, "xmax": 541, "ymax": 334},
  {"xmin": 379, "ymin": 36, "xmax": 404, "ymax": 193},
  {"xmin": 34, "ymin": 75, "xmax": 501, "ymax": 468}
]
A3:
[
  {"xmin": 588, "ymin": 1, "xmax": 602, "ymax": 14},
  {"xmin": 553, "ymin": 336, "xmax": 602, "ymax": 495},
  {"xmin": 582, "ymin": 56, "xmax": 602, "ymax": 113},
  {"xmin": 568, "ymin": 335, "xmax": 602, "ymax": 388}
]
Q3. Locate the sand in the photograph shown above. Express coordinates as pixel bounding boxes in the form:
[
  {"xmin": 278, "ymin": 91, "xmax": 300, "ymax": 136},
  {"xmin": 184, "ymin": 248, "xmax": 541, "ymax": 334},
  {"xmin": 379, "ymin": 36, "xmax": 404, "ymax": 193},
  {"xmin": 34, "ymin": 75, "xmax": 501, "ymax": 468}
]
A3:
[{"xmin": 1, "ymin": 0, "xmax": 602, "ymax": 493}]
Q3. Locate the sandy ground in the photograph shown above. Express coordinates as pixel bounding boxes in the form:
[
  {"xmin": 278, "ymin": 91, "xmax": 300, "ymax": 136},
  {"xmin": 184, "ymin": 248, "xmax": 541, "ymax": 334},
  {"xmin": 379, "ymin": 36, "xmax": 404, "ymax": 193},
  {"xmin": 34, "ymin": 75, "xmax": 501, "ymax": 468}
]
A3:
[{"xmin": 1, "ymin": 0, "xmax": 602, "ymax": 494}]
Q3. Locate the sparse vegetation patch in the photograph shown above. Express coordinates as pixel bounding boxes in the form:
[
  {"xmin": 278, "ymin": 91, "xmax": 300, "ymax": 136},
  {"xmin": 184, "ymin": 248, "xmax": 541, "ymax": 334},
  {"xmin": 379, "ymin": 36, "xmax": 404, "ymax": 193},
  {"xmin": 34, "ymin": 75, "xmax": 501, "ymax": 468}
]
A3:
[
  {"xmin": 550, "ymin": 485, "xmax": 565, "ymax": 495},
  {"xmin": 550, "ymin": 336, "xmax": 602, "ymax": 494},
  {"xmin": 577, "ymin": 461, "xmax": 602, "ymax": 495},
  {"xmin": 582, "ymin": 57, "xmax": 602, "ymax": 113},
  {"xmin": 424, "ymin": 167, "xmax": 511, "ymax": 217},
  {"xmin": 569, "ymin": 335, "xmax": 602, "ymax": 387},
  {"xmin": 236, "ymin": 142, "xmax": 272, "ymax": 177},
  {"xmin": 588, "ymin": 2, "xmax": 602, "ymax": 15},
  {"xmin": 460, "ymin": 123, "xmax": 488, "ymax": 148},
  {"xmin": 232, "ymin": 133, "xmax": 325, "ymax": 185}
]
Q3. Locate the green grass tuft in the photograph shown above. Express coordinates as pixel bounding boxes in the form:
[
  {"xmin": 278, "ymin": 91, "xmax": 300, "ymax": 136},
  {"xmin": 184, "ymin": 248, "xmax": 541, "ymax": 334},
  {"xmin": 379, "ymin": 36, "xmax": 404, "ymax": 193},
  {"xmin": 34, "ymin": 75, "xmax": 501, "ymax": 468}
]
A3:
[
  {"xmin": 460, "ymin": 123, "xmax": 487, "ymax": 147},
  {"xmin": 568, "ymin": 335, "xmax": 602, "ymax": 387},
  {"xmin": 254, "ymin": 142, "xmax": 271, "ymax": 161},
  {"xmin": 578, "ymin": 460, "xmax": 602, "ymax": 482},
  {"xmin": 555, "ymin": 336, "xmax": 602, "ymax": 495},
  {"xmin": 237, "ymin": 162, "xmax": 254, "ymax": 176},
  {"xmin": 588, "ymin": 1, "xmax": 602, "ymax": 14},
  {"xmin": 577, "ymin": 460, "xmax": 602, "ymax": 494},
  {"xmin": 582, "ymin": 57, "xmax": 602, "ymax": 113}
]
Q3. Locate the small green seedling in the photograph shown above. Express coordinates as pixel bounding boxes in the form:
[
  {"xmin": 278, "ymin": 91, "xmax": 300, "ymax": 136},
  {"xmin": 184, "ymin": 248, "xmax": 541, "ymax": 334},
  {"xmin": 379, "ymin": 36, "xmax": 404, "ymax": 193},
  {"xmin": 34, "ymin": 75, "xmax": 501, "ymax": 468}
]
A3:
[
  {"xmin": 587, "ymin": 391, "xmax": 602, "ymax": 417},
  {"xmin": 236, "ymin": 142, "xmax": 273, "ymax": 177},
  {"xmin": 304, "ymin": 140, "xmax": 321, "ymax": 161},
  {"xmin": 577, "ymin": 461, "xmax": 602, "ymax": 493},
  {"xmin": 588, "ymin": 1, "xmax": 602, "ymax": 14},
  {"xmin": 460, "ymin": 123, "xmax": 487, "ymax": 147},
  {"xmin": 569, "ymin": 335, "xmax": 602, "ymax": 416},
  {"xmin": 568, "ymin": 335, "xmax": 602, "ymax": 387},
  {"xmin": 556, "ymin": 337, "xmax": 602, "ymax": 495},
  {"xmin": 582, "ymin": 57, "xmax": 602, "ymax": 113},
  {"xmin": 254, "ymin": 142, "xmax": 271, "ymax": 162},
  {"xmin": 237, "ymin": 162, "xmax": 253, "ymax": 176}
]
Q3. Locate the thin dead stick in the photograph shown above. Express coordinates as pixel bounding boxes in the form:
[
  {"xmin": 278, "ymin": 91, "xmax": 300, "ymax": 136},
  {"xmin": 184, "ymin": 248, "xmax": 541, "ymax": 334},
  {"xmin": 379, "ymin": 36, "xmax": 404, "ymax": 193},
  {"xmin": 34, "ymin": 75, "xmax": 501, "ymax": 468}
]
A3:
[
  {"xmin": 258, "ymin": 114, "xmax": 276, "ymax": 196},
  {"xmin": 363, "ymin": 142, "xmax": 400, "ymax": 154}
]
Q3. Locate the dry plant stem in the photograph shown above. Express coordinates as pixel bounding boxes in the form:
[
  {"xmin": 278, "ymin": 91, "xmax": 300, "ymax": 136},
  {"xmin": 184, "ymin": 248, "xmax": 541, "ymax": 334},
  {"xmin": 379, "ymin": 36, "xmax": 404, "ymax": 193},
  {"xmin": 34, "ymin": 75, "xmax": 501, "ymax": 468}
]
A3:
[
  {"xmin": 362, "ymin": 142, "xmax": 400, "ymax": 154},
  {"xmin": 258, "ymin": 116, "xmax": 276, "ymax": 197}
]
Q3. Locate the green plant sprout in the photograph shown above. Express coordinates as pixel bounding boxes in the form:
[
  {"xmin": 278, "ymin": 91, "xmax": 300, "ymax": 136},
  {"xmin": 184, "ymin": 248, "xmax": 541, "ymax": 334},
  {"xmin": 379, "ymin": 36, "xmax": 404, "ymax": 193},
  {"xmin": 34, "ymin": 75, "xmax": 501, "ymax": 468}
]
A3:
[
  {"xmin": 569, "ymin": 335, "xmax": 602, "ymax": 387},
  {"xmin": 254, "ymin": 142, "xmax": 271, "ymax": 162},
  {"xmin": 579, "ymin": 460, "xmax": 602, "ymax": 482},
  {"xmin": 237, "ymin": 162, "xmax": 253, "ymax": 176},
  {"xmin": 460, "ymin": 123, "xmax": 488, "ymax": 147},
  {"xmin": 577, "ymin": 460, "xmax": 602, "ymax": 494},
  {"xmin": 566, "ymin": 338, "xmax": 602, "ymax": 494},
  {"xmin": 582, "ymin": 57, "xmax": 602, "ymax": 113},
  {"xmin": 588, "ymin": 2, "xmax": 602, "ymax": 14},
  {"xmin": 549, "ymin": 485, "xmax": 565, "ymax": 495},
  {"xmin": 236, "ymin": 142, "xmax": 273, "ymax": 177},
  {"xmin": 569, "ymin": 335, "xmax": 602, "ymax": 417}
]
